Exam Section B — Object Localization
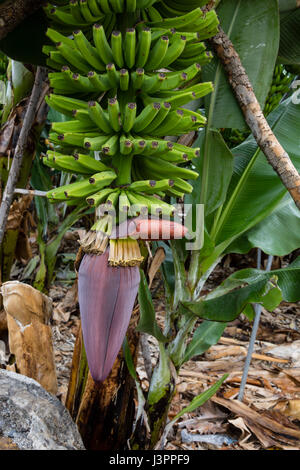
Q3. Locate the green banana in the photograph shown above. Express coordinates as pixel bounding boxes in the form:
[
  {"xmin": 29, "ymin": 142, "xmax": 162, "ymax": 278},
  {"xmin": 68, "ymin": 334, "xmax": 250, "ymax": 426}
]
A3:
[
  {"xmin": 145, "ymin": 35, "xmax": 169, "ymax": 70},
  {"xmin": 162, "ymin": 34, "xmax": 187, "ymax": 68},
  {"xmin": 87, "ymin": 71, "xmax": 111, "ymax": 92},
  {"xmin": 143, "ymin": 72, "xmax": 166, "ymax": 93},
  {"xmin": 120, "ymin": 134, "xmax": 134, "ymax": 154},
  {"xmin": 142, "ymin": 101, "xmax": 171, "ymax": 133},
  {"xmin": 51, "ymin": 119, "xmax": 97, "ymax": 134},
  {"xmin": 97, "ymin": 0, "xmax": 112, "ymax": 14},
  {"xmin": 111, "ymin": 30, "xmax": 124, "ymax": 67},
  {"xmin": 84, "ymin": 134, "xmax": 113, "ymax": 150},
  {"xmin": 108, "ymin": 97, "xmax": 121, "ymax": 132},
  {"xmin": 129, "ymin": 179, "xmax": 175, "ymax": 194},
  {"xmin": 127, "ymin": 190, "xmax": 175, "ymax": 216},
  {"xmin": 73, "ymin": 29, "xmax": 106, "ymax": 71},
  {"xmin": 93, "ymin": 24, "xmax": 114, "ymax": 64},
  {"xmin": 106, "ymin": 63, "xmax": 120, "ymax": 87},
  {"xmin": 101, "ymin": 134, "xmax": 119, "ymax": 155},
  {"xmin": 43, "ymin": 151, "xmax": 110, "ymax": 175},
  {"xmin": 136, "ymin": 27, "xmax": 152, "ymax": 68},
  {"xmin": 137, "ymin": 155, "xmax": 199, "ymax": 180},
  {"xmin": 70, "ymin": 0, "xmax": 85, "ymax": 23},
  {"xmin": 87, "ymin": 188, "xmax": 118, "ymax": 207},
  {"xmin": 46, "ymin": 94, "xmax": 89, "ymax": 118},
  {"xmin": 132, "ymin": 102, "xmax": 161, "ymax": 132},
  {"xmin": 131, "ymin": 68, "xmax": 145, "ymax": 90},
  {"xmin": 119, "ymin": 191, "xmax": 131, "ymax": 214},
  {"xmin": 79, "ymin": 0, "xmax": 103, "ymax": 22},
  {"xmin": 47, "ymin": 170, "xmax": 117, "ymax": 201},
  {"xmin": 123, "ymin": 103, "xmax": 137, "ymax": 132},
  {"xmin": 123, "ymin": 28, "xmax": 136, "ymax": 69},
  {"xmin": 88, "ymin": 100, "xmax": 113, "ymax": 133},
  {"xmin": 56, "ymin": 42, "xmax": 90, "ymax": 73},
  {"xmin": 119, "ymin": 68, "xmax": 129, "ymax": 91}
]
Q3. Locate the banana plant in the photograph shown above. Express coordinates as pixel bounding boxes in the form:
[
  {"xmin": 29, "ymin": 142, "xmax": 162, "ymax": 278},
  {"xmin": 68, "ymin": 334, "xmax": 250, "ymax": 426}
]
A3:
[
  {"xmin": 41, "ymin": 0, "xmax": 218, "ymax": 384},
  {"xmin": 4, "ymin": 0, "xmax": 299, "ymax": 450}
]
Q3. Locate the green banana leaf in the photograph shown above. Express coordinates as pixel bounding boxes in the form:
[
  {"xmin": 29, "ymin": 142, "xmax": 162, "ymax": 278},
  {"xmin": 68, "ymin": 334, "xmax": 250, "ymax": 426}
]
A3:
[
  {"xmin": 182, "ymin": 273, "xmax": 282, "ymax": 322},
  {"xmin": 137, "ymin": 269, "xmax": 168, "ymax": 342},
  {"xmin": 278, "ymin": 8, "xmax": 300, "ymax": 64},
  {"xmin": 183, "ymin": 260, "xmax": 300, "ymax": 322},
  {"xmin": 202, "ymin": 0, "xmax": 279, "ymax": 129},
  {"xmin": 182, "ymin": 320, "xmax": 226, "ymax": 364},
  {"xmin": 159, "ymin": 373, "xmax": 228, "ymax": 447},
  {"xmin": 210, "ymin": 97, "xmax": 300, "ymax": 254},
  {"xmin": 224, "ymin": 259, "xmax": 300, "ymax": 302},
  {"xmin": 172, "ymin": 374, "xmax": 228, "ymax": 421},
  {"xmin": 228, "ymin": 194, "xmax": 300, "ymax": 256},
  {"xmin": 11, "ymin": 61, "xmax": 34, "ymax": 105},
  {"xmin": 188, "ymin": 128, "xmax": 234, "ymax": 215}
]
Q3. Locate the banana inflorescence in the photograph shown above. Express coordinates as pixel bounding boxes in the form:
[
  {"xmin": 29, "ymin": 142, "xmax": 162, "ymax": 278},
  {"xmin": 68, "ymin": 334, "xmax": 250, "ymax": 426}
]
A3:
[{"xmin": 43, "ymin": 0, "xmax": 217, "ymax": 263}]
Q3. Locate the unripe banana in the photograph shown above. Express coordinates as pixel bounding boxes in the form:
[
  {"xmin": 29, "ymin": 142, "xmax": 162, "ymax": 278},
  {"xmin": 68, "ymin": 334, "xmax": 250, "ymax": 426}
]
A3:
[
  {"xmin": 119, "ymin": 68, "xmax": 129, "ymax": 90},
  {"xmin": 47, "ymin": 170, "xmax": 117, "ymax": 201},
  {"xmin": 43, "ymin": 151, "xmax": 110, "ymax": 175},
  {"xmin": 108, "ymin": 97, "xmax": 121, "ymax": 132},
  {"xmin": 123, "ymin": 103, "xmax": 137, "ymax": 132},
  {"xmin": 93, "ymin": 23, "xmax": 114, "ymax": 64},
  {"xmin": 73, "ymin": 29, "xmax": 105, "ymax": 71},
  {"xmin": 143, "ymin": 102, "xmax": 171, "ymax": 133},
  {"xmin": 137, "ymin": 155, "xmax": 198, "ymax": 180},
  {"xmin": 132, "ymin": 102, "xmax": 161, "ymax": 132},
  {"xmin": 111, "ymin": 30, "xmax": 124, "ymax": 67},
  {"xmin": 124, "ymin": 28, "xmax": 136, "ymax": 69},
  {"xmin": 79, "ymin": 0, "xmax": 102, "ymax": 22},
  {"xmin": 55, "ymin": 41, "xmax": 90, "ymax": 73},
  {"xmin": 162, "ymin": 34, "xmax": 187, "ymax": 68},
  {"xmin": 88, "ymin": 100, "xmax": 113, "ymax": 133},
  {"xmin": 145, "ymin": 35, "xmax": 169, "ymax": 71},
  {"xmin": 136, "ymin": 27, "xmax": 152, "ymax": 68},
  {"xmin": 46, "ymin": 94, "xmax": 89, "ymax": 118}
]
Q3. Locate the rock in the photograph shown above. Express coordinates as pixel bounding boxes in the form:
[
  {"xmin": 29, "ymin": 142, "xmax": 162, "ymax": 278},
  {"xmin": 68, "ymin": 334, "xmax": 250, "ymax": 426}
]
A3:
[{"xmin": 0, "ymin": 369, "xmax": 85, "ymax": 450}]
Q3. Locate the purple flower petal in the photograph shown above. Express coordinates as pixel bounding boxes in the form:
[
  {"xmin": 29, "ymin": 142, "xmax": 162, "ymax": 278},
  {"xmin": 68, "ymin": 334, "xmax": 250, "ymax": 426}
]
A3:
[{"xmin": 78, "ymin": 250, "xmax": 140, "ymax": 382}]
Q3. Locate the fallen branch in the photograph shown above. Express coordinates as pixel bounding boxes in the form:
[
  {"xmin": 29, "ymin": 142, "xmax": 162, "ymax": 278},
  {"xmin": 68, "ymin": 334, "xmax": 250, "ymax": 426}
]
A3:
[
  {"xmin": 0, "ymin": 66, "xmax": 47, "ymax": 247},
  {"xmin": 0, "ymin": 0, "xmax": 45, "ymax": 41},
  {"xmin": 209, "ymin": 27, "xmax": 300, "ymax": 210}
]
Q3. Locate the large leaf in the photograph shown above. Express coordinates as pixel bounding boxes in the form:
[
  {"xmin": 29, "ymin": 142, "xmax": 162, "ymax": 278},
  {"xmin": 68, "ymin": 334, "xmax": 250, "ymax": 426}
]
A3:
[
  {"xmin": 278, "ymin": 9, "xmax": 300, "ymax": 64},
  {"xmin": 202, "ymin": 0, "xmax": 279, "ymax": 129},
  {"xmin": 189, "ymin": 129, "xmax": 234, "ymax": 214},
  {"xmin": 182, "ymin": 320, "xmax": 226, "ymax": 364},
  {"xmin": 225, "ymin": 260, "xmax": 300, "ymax": 303},
  {"xmin": 137, "ymin": 270, "xmax": 168, "ymax": 342},
  {"xmin": 209, "ymin": 97, "xmax": 300, "ymax": 255},
  {"xmin": 229, "ymin": 194, "xmax": 300, "ymax": 256},
  {"xmin": 182, "ymin": 271, "xmax": 286, "ymax": 322}
]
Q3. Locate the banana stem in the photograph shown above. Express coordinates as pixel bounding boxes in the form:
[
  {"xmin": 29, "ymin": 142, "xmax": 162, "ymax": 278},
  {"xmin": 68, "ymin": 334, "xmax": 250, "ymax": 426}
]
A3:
[{"xmin": 113, "ymin": 153, "xmax": 133, "ymax": 185}]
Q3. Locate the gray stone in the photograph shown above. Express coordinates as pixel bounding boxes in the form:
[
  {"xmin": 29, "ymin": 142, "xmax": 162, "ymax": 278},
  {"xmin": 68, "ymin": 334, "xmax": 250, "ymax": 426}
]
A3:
[{"xmin": 0, "ymin": 369, "xmax": 85, "ymax": 450}]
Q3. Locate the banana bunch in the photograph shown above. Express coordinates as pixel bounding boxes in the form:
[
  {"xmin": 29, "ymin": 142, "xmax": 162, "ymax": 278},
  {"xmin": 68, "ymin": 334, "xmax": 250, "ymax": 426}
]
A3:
[
  {"xmin": 44, "ymin": 1, "xmax": 217, "ymax": 260},
  {"xmin": 264, "ymin": 64, "xmax": 294, "ymax": 116}
]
